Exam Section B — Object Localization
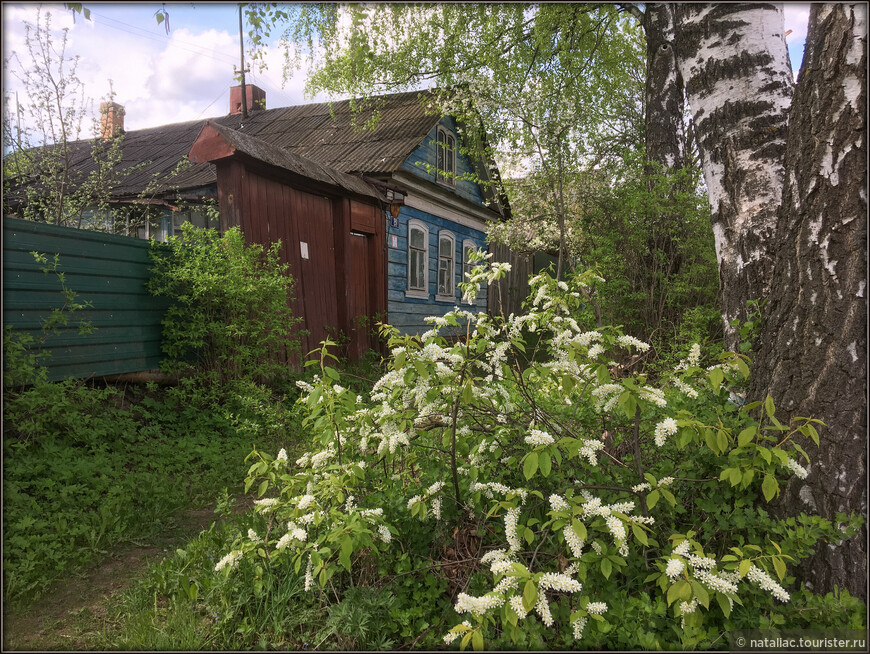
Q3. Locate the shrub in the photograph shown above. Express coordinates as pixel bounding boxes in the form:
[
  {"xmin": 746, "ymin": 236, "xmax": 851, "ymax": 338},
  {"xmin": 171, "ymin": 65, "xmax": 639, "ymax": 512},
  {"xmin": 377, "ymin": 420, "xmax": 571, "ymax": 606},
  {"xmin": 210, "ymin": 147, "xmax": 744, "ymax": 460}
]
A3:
[
  {"xmin": 147, "ymin": 223, "xmax": 302, "ymax": 386},
  {"xmin": 210, "ymin": 261, "xmax": 862, "ymax": 649}
]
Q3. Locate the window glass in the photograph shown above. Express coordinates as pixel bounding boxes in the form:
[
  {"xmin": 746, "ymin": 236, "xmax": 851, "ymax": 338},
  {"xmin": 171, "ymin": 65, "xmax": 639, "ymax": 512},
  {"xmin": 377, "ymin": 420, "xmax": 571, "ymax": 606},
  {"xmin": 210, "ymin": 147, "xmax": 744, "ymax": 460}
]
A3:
[
  {"xmin": 437, "ymin": 232, "xmax": 455, "ymax": 297},
  {"xmin": 408, "ymin": 221, "xmax": 428, "ymax": 292}
]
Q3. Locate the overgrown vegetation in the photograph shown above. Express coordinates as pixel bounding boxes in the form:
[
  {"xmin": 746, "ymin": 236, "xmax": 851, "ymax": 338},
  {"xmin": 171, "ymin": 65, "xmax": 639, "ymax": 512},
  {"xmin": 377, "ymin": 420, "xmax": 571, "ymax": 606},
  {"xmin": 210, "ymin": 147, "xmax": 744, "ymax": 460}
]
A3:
[
  {"xmin": 147, "ymin": 222, "xmax": 303, "ymax": 387},
  {"xmin": 2, "ymin": 229, "xmax": 304, "ymax": 606},
  {"xmin": 88, "ymin": 263, "xmax": 864, "ymax": 650}
]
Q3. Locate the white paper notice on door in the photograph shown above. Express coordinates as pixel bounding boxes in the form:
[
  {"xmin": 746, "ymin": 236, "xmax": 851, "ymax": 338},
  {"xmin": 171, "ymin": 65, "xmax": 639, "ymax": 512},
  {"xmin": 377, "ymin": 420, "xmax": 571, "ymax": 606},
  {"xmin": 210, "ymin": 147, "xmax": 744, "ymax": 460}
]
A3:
[{"xmin": 300, "ymin": 241, "xmax": 309, "ymax": 259}]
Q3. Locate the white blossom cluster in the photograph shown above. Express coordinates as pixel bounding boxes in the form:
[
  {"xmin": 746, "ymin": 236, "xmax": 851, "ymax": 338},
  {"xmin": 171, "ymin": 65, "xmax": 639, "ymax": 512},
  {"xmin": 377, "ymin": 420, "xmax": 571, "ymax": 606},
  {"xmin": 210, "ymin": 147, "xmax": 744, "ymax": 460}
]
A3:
[
  {"xmin": 665, "ymin": 558, "xmax": 685, "ymax": 581},
  {"xmin": 505, "ymin": 507, "xmax": 522, "ymax": 553},
  {"xmin": 248, "ymin": 528, "xmax": 262, "ymax": 543},
  {"xmin": 538, "ymin": 572, "xmax": 583, "ymax": 593},
  {"xmin": 549, "ymin": 494, "xmax": 570, "ymax": 512},
  {"xmin": 472, "ymin": 482, "xmax": 528, "ymax": 504},
  {"xmin": 591, "ymin": 384, "xmax": 623, "ymax": 412},
  {"xmin": 214, "ymin": 550, "xmax": 243, "ymax": 572},
  {"xmin": 253, "ymin": 497, "xmax": 279, "ymax": 513},
  {"xmin": 673, "ymin": 377, "xmax": 700, "ymax": 398},
  {"xmin": 639, "ymin": 386, "xmax": 667, "ymax": 408},
  {"xmin": 632, "ymin": 482, "xmax": 651, "ymax": 492},
  {"xmin": 304, "ymin": 554, "xmax": 314, "ymax": 591},
  {"xmin": 563, "ymin": 524, "xmax": 585, "ymax": 558},
  {"xmin": 535, "ymin": 592, "xmax": 554, "ymax": 626},
  {"xmin": 442, "ymin": 621, "xmax": 472, "ymax": 645},
  {"xmin": 617, "ymin": 335, "xmax": 651, "ymax": 352},
  {"xmin": 675, "ymin": 343, "xmax": 702, "ymax": 371},
  {"xmin": 454, "ymin": 592, "xmax": 504, "ymax": 615},
  {"xmin": 297, "ymin": 494, "xmax": 316, "ymax": 511},
  {"xmin": 276, "ymin": 448, "xmax": 288, "ymax": 462},
  {"xmin": 786, "ymin": 458, "xmax": 809, "ymax": 479},
  {"xmin": 605, "ymin": 515, "xmax": 626, "ymax": 542},
  {"xmin": 509, "ymin": 595, "xmax": 529, "ymax": 619},
  {"xmin": 654, "ymin": 418, "xmax": 679, "ymax": 447},
  {"xmin": 658, "ymin": 476, "xmax": 675, "ymax": 487},
  {"xmin": 746, "ymin": 564, "xmax": 790, "ymax": 602},
  {"xmin": 578, "ymin": 438, "xmax": 605, "ymax": 465},
  {"xmin": 377, "ymin": 524, "xmax": 392, "ymax": 543},
  {"xmin": 695, "ymin": 569, "xmax": 739, "ymax": 595},
  {"xmin": 586, "ymin": 601, "xmax": 608, "ymax": 615},
  {"xmin": 525, "ymin": 428, "xmax": 555, "ymax": 447},
  {"xmin": 572, "ymin": 617, "xmax": 588, "ymax": 639}
]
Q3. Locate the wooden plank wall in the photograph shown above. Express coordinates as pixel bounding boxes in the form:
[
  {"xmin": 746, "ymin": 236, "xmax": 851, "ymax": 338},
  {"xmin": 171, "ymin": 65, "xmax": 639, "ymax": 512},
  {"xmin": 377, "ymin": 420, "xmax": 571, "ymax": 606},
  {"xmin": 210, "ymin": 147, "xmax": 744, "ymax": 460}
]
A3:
[
  {"xmin": 488, "ymin": 241, "xmax": 532, "ymax": 318},
  {"xmin": 3, "ymin": 217, "xmax": 169, "ymax": 381},
  {"xmin": 385, "ymin": 205, "xmax": 488, "ymax": 336}
]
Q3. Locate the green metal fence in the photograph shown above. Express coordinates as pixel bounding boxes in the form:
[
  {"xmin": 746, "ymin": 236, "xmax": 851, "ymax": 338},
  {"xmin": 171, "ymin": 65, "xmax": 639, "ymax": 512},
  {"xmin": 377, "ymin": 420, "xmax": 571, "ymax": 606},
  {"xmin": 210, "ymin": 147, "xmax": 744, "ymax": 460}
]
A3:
[{"xmin": 3, "ymin": 217, "xmax": 169, "ymax": 382}]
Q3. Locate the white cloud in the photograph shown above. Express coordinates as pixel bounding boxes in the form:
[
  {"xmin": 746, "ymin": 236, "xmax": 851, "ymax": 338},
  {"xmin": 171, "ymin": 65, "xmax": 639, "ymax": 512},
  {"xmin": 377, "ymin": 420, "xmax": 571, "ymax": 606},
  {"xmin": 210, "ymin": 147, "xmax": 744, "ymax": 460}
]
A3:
[{"xmin": 783, "ymin": 4, "xmax": 811, "ymax": 41}]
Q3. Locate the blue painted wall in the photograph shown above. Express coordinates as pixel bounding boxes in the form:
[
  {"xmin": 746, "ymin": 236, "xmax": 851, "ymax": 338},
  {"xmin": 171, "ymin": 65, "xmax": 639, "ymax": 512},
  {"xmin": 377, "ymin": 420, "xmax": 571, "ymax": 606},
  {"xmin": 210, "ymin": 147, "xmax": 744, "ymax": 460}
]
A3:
[
  {"xmin": 400, "ymin": 117, "xmax": 487, "ymax": 207},
  {"xmin": 386, "ymin": 205, "xmax": 488, "ymax": 336}
]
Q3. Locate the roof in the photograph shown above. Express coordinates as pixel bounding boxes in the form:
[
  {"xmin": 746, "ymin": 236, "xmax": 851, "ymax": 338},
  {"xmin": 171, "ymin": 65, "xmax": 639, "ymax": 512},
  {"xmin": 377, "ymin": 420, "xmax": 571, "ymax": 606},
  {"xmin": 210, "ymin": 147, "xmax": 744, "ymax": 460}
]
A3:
[
  {"xmin": 10, "ymin": 90, "xmax": 445, "ymax": 202},
  {"xmin": 188, "ymin": 121, "xmax": 385, "ymax": 202}
]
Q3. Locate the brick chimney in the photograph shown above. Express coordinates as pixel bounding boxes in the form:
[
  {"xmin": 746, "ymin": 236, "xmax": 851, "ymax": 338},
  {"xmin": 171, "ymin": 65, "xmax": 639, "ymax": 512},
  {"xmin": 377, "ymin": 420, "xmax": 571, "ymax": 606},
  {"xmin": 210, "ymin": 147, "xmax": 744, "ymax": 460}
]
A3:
[
  {"xmin": 229, "ymin": 84, "xmax": 266, "ymax": 115},
  {"xmin": 99, "ymin": 101, "xmax": 125, "ymax": 139}
]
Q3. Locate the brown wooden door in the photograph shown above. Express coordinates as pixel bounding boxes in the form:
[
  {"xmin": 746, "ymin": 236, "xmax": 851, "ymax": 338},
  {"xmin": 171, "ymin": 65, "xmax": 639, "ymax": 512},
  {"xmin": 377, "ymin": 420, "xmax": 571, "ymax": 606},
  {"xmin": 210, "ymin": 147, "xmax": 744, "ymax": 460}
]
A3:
[{"xmin": 347, "ymin": 231, "xmax": 372, "ymax": 360}]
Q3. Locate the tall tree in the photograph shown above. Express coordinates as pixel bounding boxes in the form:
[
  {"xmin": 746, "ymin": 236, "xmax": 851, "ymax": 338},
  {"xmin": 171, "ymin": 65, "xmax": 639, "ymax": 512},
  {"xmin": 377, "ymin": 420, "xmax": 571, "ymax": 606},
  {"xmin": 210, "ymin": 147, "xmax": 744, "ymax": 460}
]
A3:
[
  {"xmin": 749, "ymin": 4, "xmax": 867, "ymax": 600},
  {"xmin": 672, "ymin": 3, "xmax": 866, "ymax": 599}
]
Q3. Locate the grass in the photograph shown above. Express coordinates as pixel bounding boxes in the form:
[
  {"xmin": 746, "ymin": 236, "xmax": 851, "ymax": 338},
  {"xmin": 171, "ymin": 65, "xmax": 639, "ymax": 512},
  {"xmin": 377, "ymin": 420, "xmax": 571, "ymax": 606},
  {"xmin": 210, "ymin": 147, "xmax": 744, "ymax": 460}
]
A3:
[{"xmin": 2, "ymin": 376, "xmax": 299, "ymax": 606}]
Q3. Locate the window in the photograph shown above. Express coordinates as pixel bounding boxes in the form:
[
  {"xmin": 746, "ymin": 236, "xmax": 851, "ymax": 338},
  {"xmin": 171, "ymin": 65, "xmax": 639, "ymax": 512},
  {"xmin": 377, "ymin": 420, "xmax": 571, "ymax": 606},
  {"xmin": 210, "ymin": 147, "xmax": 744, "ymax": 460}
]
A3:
[
  {"xmin": 463, "ymin": 240, "xmax": 478, "ymax": 282},
  {"xmin": 436, "ymin": 126, "xmax": 456, "ymax": 186},
  {"xmin": 437, "ymin": 231, "xmax": 456, "ymax": 300},
  {"xmin": 407, "ymin": 219, "xmax": 429, "ymax": 297}
]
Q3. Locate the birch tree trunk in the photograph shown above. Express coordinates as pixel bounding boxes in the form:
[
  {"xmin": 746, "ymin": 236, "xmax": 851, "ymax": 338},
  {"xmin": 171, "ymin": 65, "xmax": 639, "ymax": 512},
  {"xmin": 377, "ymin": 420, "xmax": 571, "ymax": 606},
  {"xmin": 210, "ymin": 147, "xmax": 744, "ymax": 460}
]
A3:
[
  {"xmin": 749, "ymin": 4, "xmax": 867, "ymax": 601},
  {"xmin": 673, "ymin": 4, "xmax": 794, "ymax": 350},
  {"xmin": 643, "ymin": 3, "xmax": 685, "ymax": 172}
]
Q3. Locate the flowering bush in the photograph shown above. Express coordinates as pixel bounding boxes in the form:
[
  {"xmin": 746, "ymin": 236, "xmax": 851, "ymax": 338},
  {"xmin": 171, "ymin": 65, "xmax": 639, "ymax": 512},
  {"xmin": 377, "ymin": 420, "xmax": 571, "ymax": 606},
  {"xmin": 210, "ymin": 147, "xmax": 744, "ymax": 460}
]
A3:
[{"xmin": 219, "ymin": 258, "xmax": 861, "ymax": 649}]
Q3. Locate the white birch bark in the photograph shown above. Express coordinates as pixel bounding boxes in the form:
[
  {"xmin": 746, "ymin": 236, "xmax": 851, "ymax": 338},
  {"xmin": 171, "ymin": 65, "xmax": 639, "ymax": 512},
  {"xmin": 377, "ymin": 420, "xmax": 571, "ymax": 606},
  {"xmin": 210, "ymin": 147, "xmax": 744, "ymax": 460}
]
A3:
[{"xmin": 673, "ymin": 4, "xmax": 794, "ymax": 348}]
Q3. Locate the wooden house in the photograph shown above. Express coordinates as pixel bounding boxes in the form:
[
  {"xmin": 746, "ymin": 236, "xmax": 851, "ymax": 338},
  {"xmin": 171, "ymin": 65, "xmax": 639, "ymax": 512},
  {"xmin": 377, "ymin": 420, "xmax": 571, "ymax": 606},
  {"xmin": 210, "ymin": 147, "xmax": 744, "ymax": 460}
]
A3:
[{"xmin": 5, "ymin": 85, "xmax": 510, "ymax": 360}]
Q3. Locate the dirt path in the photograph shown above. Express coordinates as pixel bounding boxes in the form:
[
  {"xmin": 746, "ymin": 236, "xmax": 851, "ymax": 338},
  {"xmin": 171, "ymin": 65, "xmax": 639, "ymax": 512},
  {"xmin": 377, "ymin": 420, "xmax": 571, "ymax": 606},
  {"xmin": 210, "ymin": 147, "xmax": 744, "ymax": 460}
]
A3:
[{"xmin": 2, "ymin": 502, "xmax": 247, "ymax": 651}]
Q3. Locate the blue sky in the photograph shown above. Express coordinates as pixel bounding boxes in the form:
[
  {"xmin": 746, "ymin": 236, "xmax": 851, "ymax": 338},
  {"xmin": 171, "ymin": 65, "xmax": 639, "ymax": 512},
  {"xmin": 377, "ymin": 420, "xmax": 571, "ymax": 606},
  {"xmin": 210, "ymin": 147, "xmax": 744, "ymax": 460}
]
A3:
[{"xmin": 2, "ymin": 2, "xmax": 812, "ymax": 135}]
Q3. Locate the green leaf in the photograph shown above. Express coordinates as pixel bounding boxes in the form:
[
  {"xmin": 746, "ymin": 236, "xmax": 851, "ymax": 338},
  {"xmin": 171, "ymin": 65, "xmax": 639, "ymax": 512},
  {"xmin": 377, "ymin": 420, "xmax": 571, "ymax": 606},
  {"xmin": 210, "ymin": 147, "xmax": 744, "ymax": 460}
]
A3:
[
  {"xmin": 708, "ymin": 367, "xmax": 724, "ymax": 394},
  {"xmin": 619, "ymin": 390, "xmax": 637, "ymax": 420},
  {"xmin": 472, "ymin": 630, "xmax": 483, "ymax": 651},
  {"xmin": 523, "ymin": 452, "xmax": 539, "ymax": 480},
  {"xmin": 647, "ymin": 489, "xmax": 660, "ymax": 509},
  {"xmin": 257, "ymin": 479, "xmax": 268, "ymax": 498},
  {"xmin": 762, "ymin": 474, "xmax": 778, "ymax": 502},
  {"xmin": 462, "ymin": 381, "xmax": 473, "ymax": 403},
  {"xmin": 716, "ymin": 592, "xmax": 732, "ymax": 617},
  {"xmin": 690, "ymin": 580, "xmax": 710, "ymax": 609},
  {"xmin": 660, "ymin": 488, "xmax": 676, "ymax": 507},
  {"xmin": 764, "ymin": 396, "xmax": 776, "ymax": 419},
  {"xmin": 524, "ymin": 527, "xmax": 534, "ymax": 545},
  {"xmin": 705, "ymin": 428, "xmax": 719, "ymax": 454},
  {"xmin": 758, "ymin": 446, "xmax": 772, "ymax": 464},
  {"xmin": 772, "ymin": 556, "xmax": 787, "ymax": 581},
  {"xmin": 339, "ymin": 536, "xmax": 353, "ymax": 572},
  {"xmin": 572, "ymin": 519, "xmax": 587, "ymax": 541},
  {"xmin": 729, "ymin": 467, "xmax": 742, "ymax": 487},
  {"xmin": 522, "ymin": 579, "xmax": 538, "ymax": 612},
  {"xmin": 643, "ymin": 472, "xmax": 658, "ymax": 486},
  {"xmin": 539, "ymin": 450, "xmax": 552, "ymax": 477},
  {"xmin": 737, "ymin": 426, "xmax": 757, "ymax": 446},
  {"xmin": 738, "ymin": 559, "xmax": 752, "ymax": 578},
  {"xmin": 667, "ymin": 580, "xmax": 683, "ymax": 606},
  {"xmin": 600, "ymin": 557, "xmax": 612, "ymax": 579},
  {"xmin": 735, "ymin": 357, "xmax": 750, "ymax": 379},
  {"xmin": 632, "ymin": 523, "xmax": 648, "ymax": 546},
  {"xmin": 805, "ymin": 423, "xmax": 820, "ymax": 446}
]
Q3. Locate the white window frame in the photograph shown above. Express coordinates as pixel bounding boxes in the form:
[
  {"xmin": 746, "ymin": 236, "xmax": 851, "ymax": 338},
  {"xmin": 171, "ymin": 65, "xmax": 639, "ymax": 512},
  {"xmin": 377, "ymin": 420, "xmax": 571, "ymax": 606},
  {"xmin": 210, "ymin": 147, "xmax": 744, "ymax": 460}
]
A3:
[
  {"xmin": 406, "ymin": 219, "xmax": 429, "ymax": 299},
  {"xmin": 436, "ymin": 230, "xmax": 456, "ymax": 302},
  {"xmin": 436, "ymin": 126, "xmax": 456, "ymax": 187},
  {"xmin": 462, "ymin": 239, "xmax": 479, "ymax": 283}
]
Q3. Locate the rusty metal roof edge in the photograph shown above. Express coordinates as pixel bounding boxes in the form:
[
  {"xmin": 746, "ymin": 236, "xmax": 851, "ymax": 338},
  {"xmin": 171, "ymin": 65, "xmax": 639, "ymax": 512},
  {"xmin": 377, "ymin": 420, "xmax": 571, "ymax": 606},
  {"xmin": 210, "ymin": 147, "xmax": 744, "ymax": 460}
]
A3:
[{"xmin": 199, "ymin": 121, "xmax": 385, "ymax": 202}]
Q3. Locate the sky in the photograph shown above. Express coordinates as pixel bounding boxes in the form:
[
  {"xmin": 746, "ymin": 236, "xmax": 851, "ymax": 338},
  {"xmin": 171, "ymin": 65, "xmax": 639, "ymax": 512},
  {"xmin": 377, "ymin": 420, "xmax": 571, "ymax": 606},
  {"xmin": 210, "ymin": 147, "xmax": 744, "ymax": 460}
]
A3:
[{"xmin": 2, "ymin": 2, "xmax": 813, "ymax": 139}]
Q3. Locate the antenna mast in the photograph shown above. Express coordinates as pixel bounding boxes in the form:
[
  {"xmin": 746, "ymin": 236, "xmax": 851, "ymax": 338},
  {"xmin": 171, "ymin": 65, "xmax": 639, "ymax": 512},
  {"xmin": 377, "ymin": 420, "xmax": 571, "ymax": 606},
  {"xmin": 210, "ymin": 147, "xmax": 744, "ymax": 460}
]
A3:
[{"xmin": 237, "ymin": 5, "xmax": 248, "ymax": 118}]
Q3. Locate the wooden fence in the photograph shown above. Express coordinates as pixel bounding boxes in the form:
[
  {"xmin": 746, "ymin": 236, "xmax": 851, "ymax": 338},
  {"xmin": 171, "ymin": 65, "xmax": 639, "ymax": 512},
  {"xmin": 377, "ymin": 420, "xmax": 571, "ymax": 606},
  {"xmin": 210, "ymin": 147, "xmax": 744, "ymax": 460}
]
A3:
[{"xmin": 3, "ymin": 217, "xmax": 169, "ymax": 382}]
